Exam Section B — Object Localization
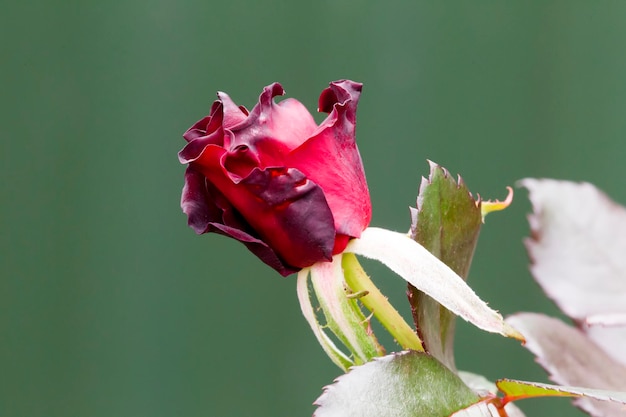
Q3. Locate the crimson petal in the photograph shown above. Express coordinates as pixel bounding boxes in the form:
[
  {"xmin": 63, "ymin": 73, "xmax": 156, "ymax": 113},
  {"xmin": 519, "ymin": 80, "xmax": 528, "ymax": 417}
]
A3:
[
  {"xmin": 181, "ymin": 166, "xmax": 301, "ymax": 276},
  {"xmin": 238, "ymin": 167, "xmax": 336, "ymax": 268},
  {"xmin": 179, "ymin": 80, "xmax": 371, "ymax": 275},
  {"xmin": 225, "ymin": 83, "xmax": 318, "ymax": 168},
  {"xmin": 287, "ymin": 80, "xmax": 371, "ymax": 251}
]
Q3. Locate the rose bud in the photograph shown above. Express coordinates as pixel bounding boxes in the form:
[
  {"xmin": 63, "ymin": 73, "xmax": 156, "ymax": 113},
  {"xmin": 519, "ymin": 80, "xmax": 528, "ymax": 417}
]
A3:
[{"xmin": 179, "ymin": 80, "xmax": 371, "ymax": 276}]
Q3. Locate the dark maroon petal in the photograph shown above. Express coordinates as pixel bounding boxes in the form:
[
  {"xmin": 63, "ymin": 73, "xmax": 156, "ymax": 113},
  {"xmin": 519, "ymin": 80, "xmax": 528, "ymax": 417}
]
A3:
[
  {"xmin": 286, "ymin": 80, "xmax": 371, "ymax": 245},
  {"xmin": 178, "ymin": 131, "xmax": 226, "ymax": 165},
  {"xmin": 182, "ymin": 115, "xmax": 212, "ymax": 143},
  {"xmin": 318, "ymin": 79, "xmax": 362, "ymax": 119},
  {"xmin": 238, "ymin": 167, "xmax": 336, "ymax": 268},
  {"xmin": 181, "ymin": 166, "xmax": 221, "ymax": 234},
  {"xmin": 183, "ymin": 101, "xmax": 224, "ymax": 143},
  {"xmin": 210, "ymin": 204, "xmax": 301, "ymax": 277},
  {"xmin": 212, "ymin": 205, "xmax": 301, "ymax": 276},
  {"xmin": 214, "ymin": 223, "xmax": 300, "ymax": 276},
  {"xmin": 187, "ymin": 142, "xmax": 337, "ymax": 270},
  {"xmin": 181, "ymin": 167, "xmax": 300, "ymax": 276},
  {"xmin": 238, "ymin": 105, "xmax": 249, "ymax": 116},
  {"xmin": 180, "ymin": 102, "xmax": 227, "ymax": 164}
]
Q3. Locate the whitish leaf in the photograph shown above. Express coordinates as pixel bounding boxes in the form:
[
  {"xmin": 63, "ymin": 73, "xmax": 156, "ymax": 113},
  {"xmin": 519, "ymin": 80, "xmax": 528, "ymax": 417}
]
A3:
[
  {"xmin": 314, "ymin": 351, "xmax": 479, "ymax": 417},
  {"xmin": 506, "ymin": 313, "xmax": 626, "ymax": 416},
  {"xmin": 521, "ymin": 178, "xmax": 626, "ymax": 364},
  {"xmin": 346, "ymin": 227, "xmax": 523, "ymax": 340}
]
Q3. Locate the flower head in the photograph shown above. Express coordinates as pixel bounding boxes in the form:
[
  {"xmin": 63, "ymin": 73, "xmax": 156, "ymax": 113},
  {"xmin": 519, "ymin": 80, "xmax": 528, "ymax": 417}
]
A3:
[{"xmin": 179, "ymin": 80, "xmax": 371, "ymax": 276}]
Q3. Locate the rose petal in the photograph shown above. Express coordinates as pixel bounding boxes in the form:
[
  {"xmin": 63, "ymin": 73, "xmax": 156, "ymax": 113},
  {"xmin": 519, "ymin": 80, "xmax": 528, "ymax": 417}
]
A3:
[
  {"xmin": 182, "ymin": 100, "xmax": 224, "ymax": 143},
  {"xmin": 216, "ymin": 91, "xmax": 249, "ymax": 129},
  {"xmin": 224, "ymin": 83, "xmax": 319, "ymax": 169},
  {"xmin": 191, "ymin": 135, "xmax": 337, "ymax": 269},
  {"xmin": 180, "ymin": 80, "xmax": 371, "ymax": 274},
  {"xmin": 178, "ymin": 130, "xmax": 226, "ymax": 165},
  {"xmin": 287, "ymin": 80, "xmax": 371, "ymax": 248},
  {"xmin": 237, "ymin": 167, "xmax": 336, "ymax": 268},
  {"xmin": 181, "ymin": 166, "xmax": 218, "ymax": 234},
  {"xmin": 181, "ymin": 166, "xmax": 300, "ymax": 276}
]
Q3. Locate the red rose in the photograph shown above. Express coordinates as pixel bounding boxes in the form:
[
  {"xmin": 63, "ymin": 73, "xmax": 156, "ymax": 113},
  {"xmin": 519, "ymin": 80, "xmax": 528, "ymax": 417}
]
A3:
[{"xmin": 179, "ymin": 80, "xmax": 371, "ymax": 276}]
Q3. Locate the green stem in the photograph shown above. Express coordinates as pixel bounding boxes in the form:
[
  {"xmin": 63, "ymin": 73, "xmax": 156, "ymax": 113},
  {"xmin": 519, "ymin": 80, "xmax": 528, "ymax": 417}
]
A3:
[{"xmin": 342, "ymin": 253, "xmax": 425, "ymax": 352}]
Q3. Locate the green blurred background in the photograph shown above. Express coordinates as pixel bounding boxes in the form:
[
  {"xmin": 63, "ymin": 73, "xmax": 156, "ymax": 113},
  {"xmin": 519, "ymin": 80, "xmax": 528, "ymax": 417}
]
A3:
[{"xmin": 3, "ymin": 1, "xmax": 625, "ymax": 416}]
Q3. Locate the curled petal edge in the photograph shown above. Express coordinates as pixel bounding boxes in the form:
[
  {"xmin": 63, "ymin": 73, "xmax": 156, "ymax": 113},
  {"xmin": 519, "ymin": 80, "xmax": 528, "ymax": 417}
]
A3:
[{"xmin": 318, "ymin": 79, "xmax": 362, "ymax": 117}]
